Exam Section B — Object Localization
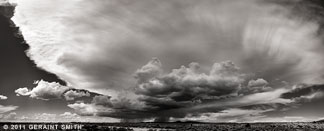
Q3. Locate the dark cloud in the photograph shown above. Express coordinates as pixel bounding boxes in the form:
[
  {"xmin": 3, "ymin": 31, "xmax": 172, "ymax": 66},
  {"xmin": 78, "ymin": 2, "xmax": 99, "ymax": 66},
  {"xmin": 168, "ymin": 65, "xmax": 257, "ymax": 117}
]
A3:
[
  {"xmin": 239, "ymin": 103, "xmax": 288, "ymax": 111},
  {"xmin": 135, "ymin": 59, "xmax": 245, "ymax": 106},
  {"xmin": 64, "ymin": 59, "xmax": 324, "ymax": 122},
  {"xmin": 281, "ymin": 84, "xmax": 324, "ymax": 101},
  {"xmin": 68, "ymin": 93, "xmax": 148, "ymax": 120},
  {"xmin": 0, "ymin": 0, "xmax": 15, "ymax": 18},
  {"xmin": 67, "ymin": 59, "xmax": 293, "ymax": 121},
  {"xmin": 92, "ymin": 95, "xmax": 113, "ymax": 107}
]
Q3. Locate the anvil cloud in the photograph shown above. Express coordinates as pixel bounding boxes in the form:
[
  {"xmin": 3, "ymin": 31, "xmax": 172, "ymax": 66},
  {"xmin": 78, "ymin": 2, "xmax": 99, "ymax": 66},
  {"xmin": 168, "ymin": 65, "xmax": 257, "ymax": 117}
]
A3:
[{"xmin": 7, "ymin": 0, "xmax": 324, "ymax": 122}]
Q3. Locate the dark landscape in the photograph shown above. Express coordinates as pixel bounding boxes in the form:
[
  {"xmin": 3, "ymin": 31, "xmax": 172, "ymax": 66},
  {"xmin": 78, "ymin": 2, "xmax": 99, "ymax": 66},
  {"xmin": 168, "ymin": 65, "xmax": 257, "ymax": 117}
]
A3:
[{"xmin": 1, "ymin": 121, "xmax": 324, "ymax": 131}]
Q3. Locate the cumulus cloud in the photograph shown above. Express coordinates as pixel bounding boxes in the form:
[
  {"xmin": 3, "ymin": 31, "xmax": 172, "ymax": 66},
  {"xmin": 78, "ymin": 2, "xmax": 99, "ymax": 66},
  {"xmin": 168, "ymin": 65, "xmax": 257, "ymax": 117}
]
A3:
[
  {"xmin": 15, "ymin": 80, "xmax": 95, "ymax": 101},
  {"xmin": 64, "ymin": 90, "xmax": 90, "ymax": 101},
  {"xmin": 15, "ymin": 80, "xmax": 70, "ymax": 100},
  {"xmin": 59, "ymin": 112, "xmax": 80, "ymax": 119},
  {"xmin": 135, "ymin": 59, "xmax": 245, "ymax": 109},
  {"xmin": 68, "ymin": 93, "xmax": 147, "ymax": 119},
  {"xmin": 92, "ymin": 95, "xmax": 113, "ymax": 107},
  {"xmin": 0, "ymin": 95, "xmax": 7, "ymax": 100},
  {"xmin": 33, "ymin": 113, "xmax": 57, "ymax": 121},
  {"xmin": 134, "ymin": 58, "xmax": 162, "ymax": 83},
  {"xmin": 248, "ymin": 78, "xmax": 269, "ymax": 87},
  {"xmin": 65, "ymin": 59, "xmax": 324, "ymax": 122},
  {"xmin": 68, "ymin": 102, "xmax": 102, "ymax": 116},
  {"xmin": 14, "ymin": 88, "xmax": 30, "ymax": 96},
  {"xmin": 66, "ymin": 59, "xmax": 294, "ymax": 121},
  {"xmin": 1, "ymin": 112, "xmax": 17, "ymax": 120},
  {"xmin": 239, "ymin": 78, "xmax": 273, "ymax": 95}
]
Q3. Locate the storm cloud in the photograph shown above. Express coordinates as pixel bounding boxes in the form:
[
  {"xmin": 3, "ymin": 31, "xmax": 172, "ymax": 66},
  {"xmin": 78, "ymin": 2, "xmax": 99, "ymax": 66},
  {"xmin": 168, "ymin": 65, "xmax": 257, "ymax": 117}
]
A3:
[
  {"xmin": 11, "ymin": 0, "xmax": 324, "ymax": 95},
  {"xmin": 281, "ymin": 84, "xmax": 324, "ymax": 102},
  {"xmin": 66, "ymin": 59, "xmax": 294, "ymax": 121},
  {"xmin": 134, "ymin": 59, "xmax": 245, "ymax": 109},
  {"xmin": 8, "ymin": 0, "xmax": 324, "ymax": 122}
]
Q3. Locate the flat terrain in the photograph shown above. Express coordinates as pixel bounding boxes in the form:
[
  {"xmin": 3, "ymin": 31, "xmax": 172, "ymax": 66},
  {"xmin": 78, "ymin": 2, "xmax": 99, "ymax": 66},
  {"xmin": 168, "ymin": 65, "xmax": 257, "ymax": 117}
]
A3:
[{"xmin": 1, "ymin": 122, "xmax": 324, "ymax": 131}]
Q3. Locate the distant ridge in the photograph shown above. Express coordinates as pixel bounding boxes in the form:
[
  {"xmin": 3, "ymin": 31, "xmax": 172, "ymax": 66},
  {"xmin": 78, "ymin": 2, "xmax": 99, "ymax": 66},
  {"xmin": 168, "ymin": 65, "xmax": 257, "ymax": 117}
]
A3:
[{"xmin": 315, "ymin": 119, "xmax": 324, "ymax": 123}]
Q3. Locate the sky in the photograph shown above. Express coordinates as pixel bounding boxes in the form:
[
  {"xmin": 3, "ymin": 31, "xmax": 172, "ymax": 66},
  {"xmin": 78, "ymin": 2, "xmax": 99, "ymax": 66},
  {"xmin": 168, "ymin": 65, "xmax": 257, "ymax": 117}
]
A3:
[{"xmin": 1, "ymin": 0, "xmax": 324, "ymax": 122}]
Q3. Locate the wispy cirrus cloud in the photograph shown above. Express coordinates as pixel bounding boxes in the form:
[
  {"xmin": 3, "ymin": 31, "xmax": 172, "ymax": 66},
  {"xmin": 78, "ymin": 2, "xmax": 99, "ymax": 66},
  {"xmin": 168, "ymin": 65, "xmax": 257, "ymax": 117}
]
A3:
[
  {"xmin": 0, "ymin": 105, "xmax": 18, "ymax": 114},
  {"xmin": 0, "ymin": 95, "xmax": 17, "ymax": 115}
]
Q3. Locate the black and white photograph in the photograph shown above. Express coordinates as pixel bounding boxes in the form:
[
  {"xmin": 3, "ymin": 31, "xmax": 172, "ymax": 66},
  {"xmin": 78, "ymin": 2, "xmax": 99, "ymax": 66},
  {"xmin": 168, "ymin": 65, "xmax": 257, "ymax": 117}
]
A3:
[{"xmin": 1, "ymin": 0, "xmax": 324, "ymax": 130}]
